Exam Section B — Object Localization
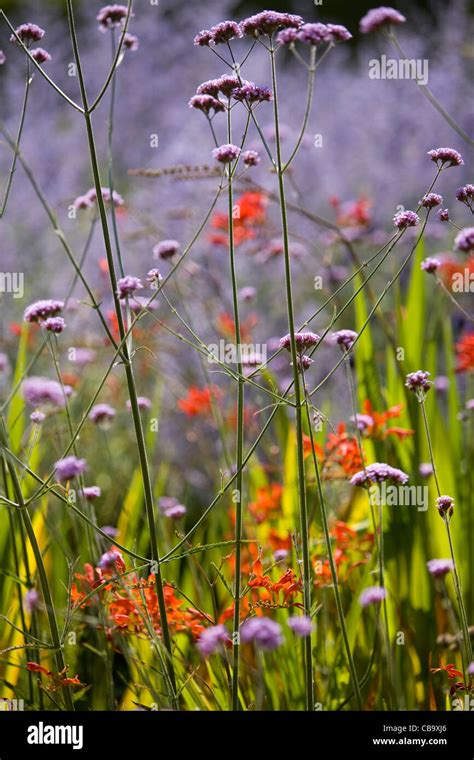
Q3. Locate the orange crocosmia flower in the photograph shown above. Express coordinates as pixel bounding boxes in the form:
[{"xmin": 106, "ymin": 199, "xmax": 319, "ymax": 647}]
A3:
[
  {"xmin": 268, "ymin": 530, "xmax": 292, "ymax": 553},
  {"xmin": 438, "ymin": 254, "xmax": 474, "ymax": 286},
  {"xmin": 216, "ymin": 311, "xmax": 257, "ymax": 343},
  {"xmin": 178, "ymin": 385, "xmax": 221, "ymax": 416},
  {"xmin": 209, "ymin": 192, "xmax": 267, "ymax": 247},
  {"xmin": 361, "ymin": 400, "xmax": 414, "ymax": 440},
  {"xmin": 324, "ymin": 422, "xmax": 363, "ymax": 477},
  {"xmin": 27, "ymin": 662, "xmax": 52, "ymax": 676},
  {"xmin": 430, "ymin": 663, "xmax": 464, "ymax": 680},
  {"xmin": 248, "ymin": 557, "xmax": 302, "ymax": 603},
  {"xmin": 334, "ymin": 195, "xmax": 373, "ymax": 228},
  {"xmin": 248, "ymin": 484, "xmax": 283, "ymax": 523},
  {"xmin": 455, "ymin": 332, "xmax": 474, "ymax": 373},
  {"xmin": 302, "ymin": 433, "xmax": 324, "ymax": 460}
]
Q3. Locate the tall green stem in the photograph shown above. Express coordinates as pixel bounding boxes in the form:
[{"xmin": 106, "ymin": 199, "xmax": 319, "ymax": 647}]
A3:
[{"xmin": 269, "ymin": 41, "xmax": 313, "ymax": 709}]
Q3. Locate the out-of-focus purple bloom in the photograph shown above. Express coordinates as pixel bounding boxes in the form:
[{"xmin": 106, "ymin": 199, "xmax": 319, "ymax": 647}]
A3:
[
  {"xmin": 188, "ymin": 94, "xmax": 224, "ymax": 114},
  {"xmin": 30, "ymin": 48, "xmax": 51, "ymax": 64},
  {"xmin": 128, "ymin": 296, "xmax": 157, "ymax": 314},
  {"xmin": 419, "ymin": 193, "xmax": 443, "ymax": 208},
  {"xmin": 97, "ymin": 5, "xmax": 132, "ymax": 32},
  {"xmin": 153, "ymin": 240, "xmax": 180, "ymax": 260},
  {"xmin": 393, "ymin": 210, "xmax": 420, "ymax": 229},
  {"xmin": 212, "ymin": 143, "xmax": 241, "ymax": 164},
  {"xmin": 123, "ymin": 33, "xmax": 139, "ymax": 51},
  {"xmin": 239, "ymin": 286, "xmax": 256, "ymax": 301},
  {"xmin": 240, "ymin": 617, "xmax": 283, "ymax": 650},
  {"xmin": 294, "ymin": 355, "xmax": 314, "ymax": 372},
  {"xmin": 42, "ymin": 316, "xmax": 66, "ymax": 333},
  {"xmin": 54, "ymin": 456, "xmax": 87, "ymax": 482},
  {"xmin": 146, "ymin": 268, "xmax": 162, "ymax": 285},
  {"xmin": 0, "ymin": 353, "xmax": 9, "ymax": 372},
  {"xmin": 350, "ymin": 413, "xmax": 374, "ymax": 433},
  {"xmin": 297, "ymin": 23, "xmax": 333, "ymax": 45},
  {"xmin": 436, "ymin": 495, "xmax": 454, "ymax": 518},
  {"xmin": 280, "ymin": 331, "xmax": 320, "ymax": 353},
  {"xmin": 70, "ymin": 348, "xmax": 96, "ymax": 365},
  {"xmin": 276, "ymin": 28, "xmax": 299, "ymax": 45},
  {"xmin": 117, "ymin": 275, "xmax": 143, "ymax": 299},
  {"xmin": 209, "ymin": 20, "xmax": 242, "ymax": 45},
  {"xmin": 197, "ymin": 625, "xmax": 230, "ymax": 656},
  {"xmin": 242, "ymin": 150, "xmax": 260, "ymax": 166},
  {"xmin": 434, "ymin": 375, "xmax": 449, "ymax": 392},
  {"xmin": 274, "ymin": 548, "xmax": 289, "ymax": 562},
  {"xmin": 126, "ymin": 396, "xmax": 151, "ymax": 411},
  {"xmin": 158, "ymin": 496, "xmax": 187, "ymax": 519},
  {"xmin": 30, "ymin": 410, "xmax": 46, "ymax": 424},
  {"xmin": 101, "ymin": 525, "xmax": 118, "ymax": 537},
  {"xmin": 0, "ymin": 51, "xmax": 6, "ymax": 65},
  {"xmin": 10, "ymin": 23, "xmax": 45, "ymax": 45},
  {"xmin": 351, "ymin": 462, "xmax": 409, "ymax": 485},
  {"xmin": 23, "ymin": 376, "xmax": 67, "ymax": 408},
  {"xmin": 427, "ymin": 558, "xmax": 454, "ymax": 578},
  {"xmin": 240, "ymin": 11, "xmax": 303, "ymax": 38},
  {"xmin": 468, "ymin": 662, "xmax": 474, "ymax": 677},
  {"xmin": 405, "ymin": 370, "xmax": 432, "ymax": 394},
  {"xmin": 233, "ymin": 83, "xmax": 272, "ymax": 104},
  {"xmin": 25, "ymin": 589, "xmax": 40, "ymax": 613},
  {"xmin": 421, "ymin": 257, "xmax": 440, "ymax": 273},
  {"xmin": 326, "ymin": 24, "xmax": 353, "ymax": 42},
  {"xmin": 437, "ymin": 208, "xmax": 450, "ymax": 222},
  {"xmin": 454, "ymin": 227, "xmax": 474, "ymax": 254},
  {"xmin": 97, "ymin": 547, "xmax": 123, "ymax": 570},
  {"xmin": 359, "ymin": 7, "xmax": 406, "ymax": 34},
  {"xmin": 89, "ymin": 403, "xmax": 116, "ymax": 427},
  {"xmin": 24, "ymin": 299, "xmax": 64, "ymax": 323},
  {"xmin": 359, "ymin": 586, "xmax": 387, "ymax": 607},
  {"xmin": 332, "ymin": 329, "xmax": 358, "ymax": 350},
  {"xmin": 81, "ymin": 486, "xmax": 102, "ymax": 501},
  {"xmin": 419, "ymin": 463, "xmax": 434, "ymax": 478},
  {"xmin": 287, "ymin": 615, "xmax": 314, "ymax": 637},
  {"xmin": 428, "ymin": 147, "xmax": 464, "ymax": 168},
  {"xmin": 73, "ymin": 187, "xmax": 124, "ymax": 210}
]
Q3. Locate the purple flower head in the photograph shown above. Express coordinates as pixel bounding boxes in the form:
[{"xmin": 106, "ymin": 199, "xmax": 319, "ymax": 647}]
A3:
[
  {"xmin": 24, "ymin": 299, "xmax": 64, "ymax": 324},
  {"xmin": 81, "ymin": 486, "xmax": 101, "ymax": 501},
  {"xmin": 351, "ymin": 462, "xmax": 409, "ymax": 486},
  {"xmin": 23, "ymin": 376, "xmax": 66, "ymax": 409},
  {"xmin": 468, "ymin": 662, "xmax": 474, "ymax": 677},
  {"xmin": 274, "ymin": 548, "xmax": 289, "ymax": 562},
  {"xmin": 153, "ymin": 240, "xmax": 180, "ymax": 260},
  {"xmin": 209, "ymin": 20, "xmax": 242, "ymax": 45},
  {"xmin": 454, "ymin": 227, "xmax": 474, "ymax": 254},
  {"xmin": 196, "ymin": 78, "xmax": 222, "ymax": 97},
  {"xmin": 233, "ymin": 83, "xmax": 273, "ymax": 104},
  {"xmin": 332, "ymin": 329, "xmax": 358, "ymax": 350},
  {"xmin": 276, "ymin": 28, "xmax": 299, "ymax": 45},
  {"xmin": 279, "ymin": 331, "xmax": 320, "ymax": 353},
  {"xmin": 240, "ymin": 11, "xmax": 303, "ymax": 38},
  {"xmin": 126, "ymin": 396, "xmax": 151, "ymax": 411},
  {"xmin": 359, "ymin": 586, "xmax": 387, "ymax": 607},
  {"xmin": 419, "ymin": 193, "xmax": 443, "ymax": 209},
  {"xmin": 287, "ymin": 615, "xmax": 314, "ymax": 637},
  {"xmin": 25, "ymin": 589, "xmax": 40, "ymax": 613},
  {"xmin": 456, "ymin": 184, "xmax": 474, "ymax": 209},
  {"xmin": 0, "ymin": 51, "xmax": 6, "ymax": 65},
  {"xmin": 242, "ymin": 150, "xmax": 260, "ymax": 167},
  {"xmin": 350, "ymin": 413, "xmax": 374, "ymax": 433},
  {"xmin": 42, "ymin": 317, "xmax": 66, "ymax": 334},
  {"xmin": 405, "ymin": 370, "xmax": 432, "ymax": 394},
  {"xmin": 10, "ymin": 23, "xmax": 45, "ymax": 45},
  {"xmin": 188, "ymin": 94, "xmax": 225, "ymax": 115},
  {"xmin": 297, "ymin": 23, "xmax": 333, "ymax": 45},
  {"xmin": 123, "ymin": 33, "xmax": 139, "ymax": 51},
  {"xmin": 359, "ymin": 7, "xmax": 406, "ymax": 34},
  {"xmin": 128, "ymin": 296, "xmax": 157, "ymax": 314},
  {"xmin": 240, "ymin": 617, "xmax": 283, "ymax": 650},
  {"xmin": 30, "ymin": 411, "xmax": 46, "ymax": 425},
  {"xmin": 89, "ymin": 403, "xmax": 116, "ymax": 427},
  {"xmin": 146, "ymin": 268, "xmax": 163, "ymax": 286},
  {"xmin": 427, "ymin": 559, "xmax": 454, "ymax": 578},
  {"xmin": 240, "ymin": 286, "xmax": 256, "ymax": 301},
  {"xmin": 71, "ymin": 348, "xmax": 96, "ymax": 365},
  {"xmin": 212, "ymin": 143, "xmax": 241, "ymax": 164},
  {"xmin": 436, "ymin": 495, "xmax": 454, "ymax": 518},
  {"xmin": 194, "ymin": 30, "xmax": 213, "ymax": 47},
  {"xmin": 419, "ymin": 463, "xmax": 434, "ymax": 478},
  {"xmin": 197, "ymin": 625, "xmax": 230, "ymax": 657},
  {"xmin": 295, "ymin": 355, "xmax": 314, "ymax": 372},
  {"xmin": 54, "ymin": 456, "xmax": 87, "ymax": 482},
  {"xmin": 117, "ymin": 275, "xmax": 143, "ymax": 299},
  {"xmin": 101, "ymin": 525, "xmax": 118, "ymax": 537},
  {"xmin": 434, "ymin": 376, "xmax": 449, "ymax": 392},
  {"xmin": 158, "ymin": 496, "xmax": 187, "ymax": 519},
  {"xmin": 215, "ymin": 75, "xmax": 241, "ymax": 98},
  {"xmin": 393, "ymin": 210, "xmax": 420, "ymax": 229},
  {"xmin": 428, "ymin": 147, "xmax": 464, "ymax": 168},
  {"xmin": 30, "ymin": 48, "xmax": 51, "ymax": 64},
  {"xmin": 97, "ymin": 547, "xmax": 123, "ymax": 570},
  {"xmin": 437, "ymin": 208, "xmax": 450, "ymax": 222},
  {"xmin": 421, "ymin": 257, "xmax": 441, "ymax": 274},
  {"xmin": 97, "ymin": 5, "xmax": 132, "ymax": 31},
  {"xmin": 326, "ymin": 24, "xmax": 353, "ymax": 42},
  {"xmin": 74, "ymin": 187, "xmax": 124, "ymax": 209}
]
